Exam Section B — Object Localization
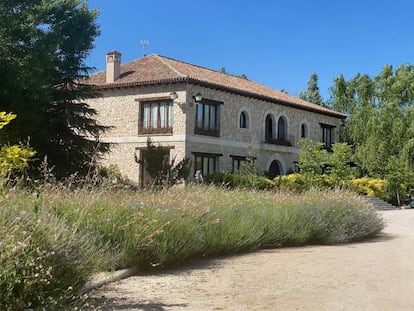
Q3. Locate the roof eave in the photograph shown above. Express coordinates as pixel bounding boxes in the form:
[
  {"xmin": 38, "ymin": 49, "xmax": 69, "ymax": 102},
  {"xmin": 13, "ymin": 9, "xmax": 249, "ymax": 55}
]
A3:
[{"xmin": 89, "ymin": 77, "xmax": 346, "ymax": 119}]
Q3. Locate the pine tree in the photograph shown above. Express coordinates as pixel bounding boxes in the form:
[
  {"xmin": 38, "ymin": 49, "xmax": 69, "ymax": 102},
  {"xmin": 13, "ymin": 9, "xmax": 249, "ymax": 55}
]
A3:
[
  {"xmin": 0, "ymin": 0, "xmax": 109, "ymax": 179},
  {"xmin": 300, "ymin": 73, "xmax": 324, "ymax": 106}
]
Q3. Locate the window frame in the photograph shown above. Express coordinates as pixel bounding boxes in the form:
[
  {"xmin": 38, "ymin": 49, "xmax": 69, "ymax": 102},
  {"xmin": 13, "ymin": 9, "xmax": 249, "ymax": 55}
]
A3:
[
  {"xmin": 138, "ymin": 98, "xmax": 173, "ymax": 135},
  {"xmin": 265, "ymin": 114, "xmax": 273, "ymax": 142},
  {"xmin": 277, "ymin": 116, "xmax": 287, "ymax": 140},
  {"xmin": 320, "ymin": 123, "xmax": 335, "ymax": 151},
  {"xmin": 230, "ymin": 155, "xmax": 256, "ymax": 173},
  {"xmin": 193, "ymin": 152, "xmax": 222, "ymax": 177},
  {"xmin": 231, "ymin": 155, "xmax": 246, "ymax": 173},
  {"xmin": 300, "ymin": 123, "xmax": 308, "ymax": 138},
  {"xmin": 195, "ymin": 99, "xmax": 221, "ymax": 137},
  {"xmin": 240, "ymin": 111, "xmax": 249, "ymax": 129}
]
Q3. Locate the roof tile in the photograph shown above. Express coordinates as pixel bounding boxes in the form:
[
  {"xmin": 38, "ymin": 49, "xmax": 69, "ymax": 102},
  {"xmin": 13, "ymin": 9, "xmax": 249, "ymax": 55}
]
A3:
[{"xmin": 87, "ymin": 54, "xmax": 346, "ymax": 118}]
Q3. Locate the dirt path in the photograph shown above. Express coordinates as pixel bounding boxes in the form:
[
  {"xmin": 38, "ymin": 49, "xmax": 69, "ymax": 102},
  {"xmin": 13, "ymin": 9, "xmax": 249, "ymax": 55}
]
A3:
[{"xmin": 85, "ymin": 209, "xmax": 414, "ymax": 310}]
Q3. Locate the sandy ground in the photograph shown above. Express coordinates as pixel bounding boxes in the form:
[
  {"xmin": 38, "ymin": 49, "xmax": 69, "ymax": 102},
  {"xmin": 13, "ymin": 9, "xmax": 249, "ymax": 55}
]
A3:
[{"xmin": 84, "ymin": 209, "xmax": 414, "ymax": 311}]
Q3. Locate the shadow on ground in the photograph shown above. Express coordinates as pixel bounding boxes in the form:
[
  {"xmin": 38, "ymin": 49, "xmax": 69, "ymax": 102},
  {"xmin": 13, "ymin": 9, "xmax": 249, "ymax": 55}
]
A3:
[{"xmin": 76, "ymin": 296, "xmax": 188, "ymax": 310}]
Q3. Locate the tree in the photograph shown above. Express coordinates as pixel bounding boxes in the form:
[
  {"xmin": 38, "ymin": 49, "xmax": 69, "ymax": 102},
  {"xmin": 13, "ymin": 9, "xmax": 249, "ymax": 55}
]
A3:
[
  {"xmin": 0, "ymin": 0, "xmax": 108, "ymax": 179},
  {"xmin": 327, "ymin": 142, "xmax": 357, "ymax": 186},
  {"xmin": 297, "ymin": 139, "xmax": 327, "ymax": 186},
  {"xmin": 238, "ymin": 146, "xmax": 258, "ymax": 176},
  {"xmin": 329, "ymin": 65, "xmax": 414, "ymax": 178},
  {"xmin": 219, "ymin": 67, "xmax": 248, "ymax": 79},
  {"xmin": 385, "ymin": 155, "xmax": 412, "ymax": 206},
  {"xmin": 139, "ymin": 138, "xmax": 190, "ymax": 189},
  {"xmin": 300, "ymin": 73, "xmax": 324, "ymax": 106}
]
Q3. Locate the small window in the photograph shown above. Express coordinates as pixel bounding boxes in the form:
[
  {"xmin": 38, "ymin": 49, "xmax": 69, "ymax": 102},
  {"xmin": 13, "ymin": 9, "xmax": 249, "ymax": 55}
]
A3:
[
  {"xmin": 233, "ymin": 158, "xmax": 242, "ymax": 173},
  {"xmin": 240, "ymin": 111, "xmax": 249, "ymax": 129},
  {"xmin": 231, "ymin": 156, "xmax": 246, "ymax": 173},
  {"xmin": 300, "ymin": 123, "xmax": 308, "ymax": 138}
]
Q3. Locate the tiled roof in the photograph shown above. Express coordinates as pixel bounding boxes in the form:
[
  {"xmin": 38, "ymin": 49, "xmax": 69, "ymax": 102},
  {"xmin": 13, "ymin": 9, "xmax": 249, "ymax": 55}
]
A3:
[{"xmin": 87, "ymin": 54, "xmax": 346, "ymax": 118}]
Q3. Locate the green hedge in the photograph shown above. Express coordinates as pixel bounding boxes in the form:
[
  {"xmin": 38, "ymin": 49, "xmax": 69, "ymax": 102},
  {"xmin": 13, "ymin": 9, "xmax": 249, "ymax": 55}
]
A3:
[{"xmin": 205, "ymin": 172, "xmax": 275, "ymax": 190}]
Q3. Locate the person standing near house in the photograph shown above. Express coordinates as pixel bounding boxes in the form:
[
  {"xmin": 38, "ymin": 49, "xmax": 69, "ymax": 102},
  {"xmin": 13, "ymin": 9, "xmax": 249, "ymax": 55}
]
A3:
[{"xmin": 194, "ymin": 169, "xmax": 204, "ymax": 184}]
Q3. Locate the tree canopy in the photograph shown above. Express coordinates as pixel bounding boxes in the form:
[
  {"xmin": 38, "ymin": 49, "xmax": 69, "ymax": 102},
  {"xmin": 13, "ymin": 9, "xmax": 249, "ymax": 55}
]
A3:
[
  {"xmin": 329, "ymin": 65, "xmax": 414, "ymax": 178},
  {"xmin": 0, "ymin": 0, "xmax": 108, "ymax": 179}
]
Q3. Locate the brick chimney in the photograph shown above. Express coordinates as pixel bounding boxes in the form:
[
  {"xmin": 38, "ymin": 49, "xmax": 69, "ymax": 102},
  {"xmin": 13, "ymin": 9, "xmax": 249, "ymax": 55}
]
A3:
[{"xmin": 106, "ymin": 51, "xmax": 121, "ymax": 83}]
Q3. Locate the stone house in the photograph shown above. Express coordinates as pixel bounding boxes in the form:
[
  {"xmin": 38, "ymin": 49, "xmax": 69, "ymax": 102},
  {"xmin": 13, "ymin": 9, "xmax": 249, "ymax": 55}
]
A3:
[{"xmin": 85, "ymin": 51, "xmax": 346, "ymax": 186}]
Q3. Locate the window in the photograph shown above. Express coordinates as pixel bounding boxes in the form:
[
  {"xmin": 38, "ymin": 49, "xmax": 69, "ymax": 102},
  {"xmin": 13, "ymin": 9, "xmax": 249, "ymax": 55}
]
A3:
[
  {"xmin": 194, "ymin": 153, "xmax": 221, "ymax": 177},
  {"xmin": 277, "ymin": 117, "xmax": 287, "ymax": 140},
  {"xmin": 139, "ymin": 100, "xmax": 173, "ymax": 134},
  {"xmin": 265, "ymin": 114, "xmax": 273, "ymax": 142},
  {"xmin": 231, "ymin": 155, "xmax": 256, "ymax": 173},
  {"xmin": 300, "ymin": 123, "xmax": 308, "ymax": 138},
  {"xmin": 231, "ymin": 156, "xmax": 246, "ymax": 173},
  {"xmin": 265, "ymin": 114, "xmax": 291, "ymax": 146},
  {"xmin": 320, "ymin": 123, "xmax": 335, "ymax": 151},
  {"xmin": 195, "ymin": 100, "xmax": 220, "ymax": 136},
  {"xmin": 240, "ymin": 111, "xmax": 249, "ymax": 129}
]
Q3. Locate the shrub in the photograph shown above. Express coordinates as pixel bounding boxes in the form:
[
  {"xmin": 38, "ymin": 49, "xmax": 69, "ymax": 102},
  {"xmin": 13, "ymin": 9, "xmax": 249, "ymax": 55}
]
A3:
[
  {"xmin": 2, "ymin": 186, "xmax": 384, "ymax": 309},
  {"xmin": 0, "ymin": 112, "xmax": 35, "ymax": 185},
  {"xmin": 297, "ymin": 139, "xmax": 327, "ymax": 186},
  {"xmin": 276, "ymin": 173, "xmax": 306, "ymax": 192},
  {"xmin": 348, "ymin": 177, "xmax": 385, "ymax": 199},
  {"xmin": 205, "ymin": 172, "xmax": 275, "ymax": 190},
  {"xmin": 139, "ymin": 138, "xmax": 190, "ymax": 189},
  {"xmin": 0, "ymin": 192, "xmax": 112, "ymax": 310},
  {"xmin": 276, "ymin": 173, "xmax": 335, "ymax": 192}
]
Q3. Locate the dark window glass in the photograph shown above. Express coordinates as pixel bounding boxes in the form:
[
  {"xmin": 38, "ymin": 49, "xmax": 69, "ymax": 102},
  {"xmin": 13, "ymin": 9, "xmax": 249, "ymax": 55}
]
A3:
[
  {"xmin": 277, "ymin": 117, "xmax": 286, "ymax": 140},
  {"xmin": 240, "ymin": 111, "xmax": 248, "ymax": 129},
  {"xmin": 321, "ymin": 124, "xmax": 334, "ymax": 150},
  {"xmin": 301, "ymin": 123, "xmax": 307, "ymax": 138},
  {"xmin": 265, "ymin": 114, "xmax": 273, "ymax": 142},
  {"xmin": 195, "ymin": 101, "xmax": 220, "ymax": 136}
]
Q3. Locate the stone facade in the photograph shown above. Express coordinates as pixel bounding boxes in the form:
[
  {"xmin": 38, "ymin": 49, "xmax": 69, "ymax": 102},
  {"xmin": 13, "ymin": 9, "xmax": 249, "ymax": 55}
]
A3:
[{"xmin": 86, "ymin": 82, "xmax": 342, "ymax": 186}]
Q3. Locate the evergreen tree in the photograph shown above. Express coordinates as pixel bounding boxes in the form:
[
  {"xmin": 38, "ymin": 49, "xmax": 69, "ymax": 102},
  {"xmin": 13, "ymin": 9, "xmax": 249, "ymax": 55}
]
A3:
[
  {"xmin": 300, "ymin": 73, "xmax": 324, "ymax": 106},
  {"xmin": 0, "ymin": 0, "xmax": 108, "ymax": 179}
]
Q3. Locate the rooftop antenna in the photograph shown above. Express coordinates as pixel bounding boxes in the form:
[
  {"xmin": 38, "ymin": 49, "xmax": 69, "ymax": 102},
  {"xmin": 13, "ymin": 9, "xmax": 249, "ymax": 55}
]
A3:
[{"xmin": 140, "ymin": 40, "xmax": 149, "ymax": 56}]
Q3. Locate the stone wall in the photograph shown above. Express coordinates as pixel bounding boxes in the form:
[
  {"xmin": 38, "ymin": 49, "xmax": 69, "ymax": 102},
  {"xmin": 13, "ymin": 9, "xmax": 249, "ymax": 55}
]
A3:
[
  {"xmin": 85, "ymin": 84, "xmax": 188, "ymax": 185},
  {"xmin": 184, "ymin": 85, "xmax": 342, "ymax": 175},
  {"xmin": 86, "ymin": 82, "xmax": 342, "ymax": 183}
]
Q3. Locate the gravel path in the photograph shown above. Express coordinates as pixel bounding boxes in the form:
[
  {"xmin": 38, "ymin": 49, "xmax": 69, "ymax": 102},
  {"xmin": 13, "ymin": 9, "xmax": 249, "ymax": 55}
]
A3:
[{"xmin": 84, "ymin": 209, "xmax": 414, "ymax": 310}]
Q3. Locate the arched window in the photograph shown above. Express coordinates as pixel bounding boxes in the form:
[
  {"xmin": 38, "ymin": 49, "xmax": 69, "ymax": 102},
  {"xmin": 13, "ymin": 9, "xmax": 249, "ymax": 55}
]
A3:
[
  {"xmin": 277, "ymin": 117, "xmax": 287, "ymax": 140},
  {"xmin": 300, "ymin": 123, "xmax": 308, "ymax": 138},
  {"xmin": 240, "ymin": 111, "xmax": 249, "ymax": 129},
  {"xmin": 265, "ymin": 114, "xmax": 273, "ymax": 142}
]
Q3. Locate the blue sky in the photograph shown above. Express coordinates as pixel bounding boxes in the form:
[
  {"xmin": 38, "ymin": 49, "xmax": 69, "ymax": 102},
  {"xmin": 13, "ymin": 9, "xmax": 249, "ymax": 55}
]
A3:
[{"xmin": 86, "ymin": 0, "xmax": 414, "ymax": 101}]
